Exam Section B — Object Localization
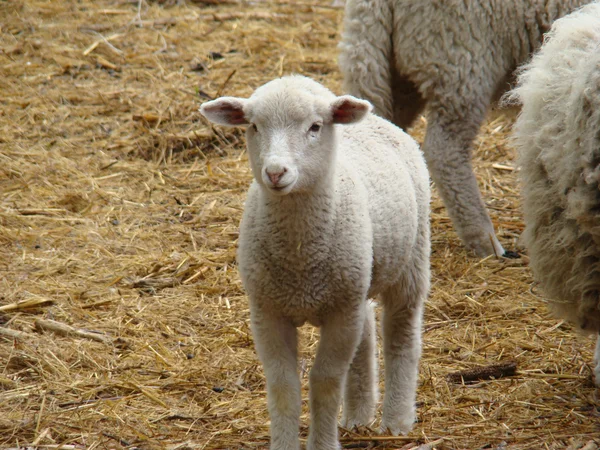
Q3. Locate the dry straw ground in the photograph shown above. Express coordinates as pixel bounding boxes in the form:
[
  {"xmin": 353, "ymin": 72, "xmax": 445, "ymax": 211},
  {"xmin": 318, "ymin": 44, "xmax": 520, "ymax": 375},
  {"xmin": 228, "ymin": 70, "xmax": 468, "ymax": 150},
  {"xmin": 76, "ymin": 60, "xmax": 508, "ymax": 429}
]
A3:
[{"xmin": 1, "ymin": 1, "xmax": 599, "ymax": 449}]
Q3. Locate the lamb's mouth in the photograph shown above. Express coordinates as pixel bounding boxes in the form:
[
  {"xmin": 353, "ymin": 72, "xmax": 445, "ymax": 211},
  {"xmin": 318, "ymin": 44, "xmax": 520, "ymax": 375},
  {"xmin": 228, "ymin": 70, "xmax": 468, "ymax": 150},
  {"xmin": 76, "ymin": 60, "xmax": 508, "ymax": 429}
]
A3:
[{"xmin": 270, "ymin": 182, "xmax": 294, "ymax": 193}]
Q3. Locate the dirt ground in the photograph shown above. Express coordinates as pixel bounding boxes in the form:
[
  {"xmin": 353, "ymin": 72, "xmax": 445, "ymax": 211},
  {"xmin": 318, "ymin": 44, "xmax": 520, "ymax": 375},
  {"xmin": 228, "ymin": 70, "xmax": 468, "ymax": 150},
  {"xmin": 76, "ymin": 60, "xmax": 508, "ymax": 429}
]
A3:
[{"xmin": 1, "ymin": 1, "xmax": 599, "ymax": 449}]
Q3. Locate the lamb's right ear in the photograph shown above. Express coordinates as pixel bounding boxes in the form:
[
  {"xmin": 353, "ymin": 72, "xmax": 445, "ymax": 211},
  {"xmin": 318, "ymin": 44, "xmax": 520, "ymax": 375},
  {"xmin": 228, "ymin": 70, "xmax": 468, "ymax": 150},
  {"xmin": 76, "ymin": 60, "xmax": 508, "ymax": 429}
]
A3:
[
  {"xmin": 200, "ymin": 97, "xmax": 249, "ymax": 126},
  {"xmin": 331, "ymin": 95, "xmax": 372, "ymax": 124}
]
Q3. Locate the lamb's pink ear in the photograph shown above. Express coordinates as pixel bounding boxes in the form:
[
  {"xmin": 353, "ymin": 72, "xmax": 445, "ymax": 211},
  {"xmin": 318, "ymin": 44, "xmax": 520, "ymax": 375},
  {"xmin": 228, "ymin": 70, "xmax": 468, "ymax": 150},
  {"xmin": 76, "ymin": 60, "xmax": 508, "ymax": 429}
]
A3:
[
  {"xmin": 200, "ymin": 97, "xmax": 249, "ymax": 126},
  {"xmin": 331, "ymin": 95, "xmax": 372, "ymax": 124}
]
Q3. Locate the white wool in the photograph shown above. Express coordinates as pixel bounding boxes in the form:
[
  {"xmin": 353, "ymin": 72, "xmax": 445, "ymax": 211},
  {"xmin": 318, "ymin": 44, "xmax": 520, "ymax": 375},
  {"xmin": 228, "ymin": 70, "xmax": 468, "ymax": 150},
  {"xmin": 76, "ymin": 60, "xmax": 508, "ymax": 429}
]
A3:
[
  {"xmin": 509, "ymin": 2, "xmax": 600, "ymax": 385},
  {"xmin": 339, "ymin": 0, "xmax": 592, "ymax": 257},
  {"xmin": 200, "ymin": 75, "xmax": 431, "ymax": 449}
]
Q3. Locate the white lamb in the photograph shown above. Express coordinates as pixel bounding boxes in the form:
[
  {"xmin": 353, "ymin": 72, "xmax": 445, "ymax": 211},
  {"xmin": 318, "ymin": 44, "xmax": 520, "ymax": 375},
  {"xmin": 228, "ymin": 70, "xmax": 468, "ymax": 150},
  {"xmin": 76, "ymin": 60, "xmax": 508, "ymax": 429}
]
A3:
[
  {"xmin": 200, "ymin": 75, "xmax": 430, "ymax": 450},
  {"xmin": 339, "ymin": 0, "xmax": 592, "ymax": 258},
  {"xmin": 508, "ymin": 2, "xmax": 600, "ymax": 384}
]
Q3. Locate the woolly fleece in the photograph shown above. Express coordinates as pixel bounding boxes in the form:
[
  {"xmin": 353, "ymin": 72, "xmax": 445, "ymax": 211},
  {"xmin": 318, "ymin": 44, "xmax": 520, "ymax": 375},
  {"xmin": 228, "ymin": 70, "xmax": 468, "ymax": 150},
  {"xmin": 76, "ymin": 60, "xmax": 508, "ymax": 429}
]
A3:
[
  {"xmin": 201, "ymin": 75, "xmax": 431, "ymax": 449},
  {"xmin": 339, "ymin": 0, "xmax": 591, "ymax": 257}
]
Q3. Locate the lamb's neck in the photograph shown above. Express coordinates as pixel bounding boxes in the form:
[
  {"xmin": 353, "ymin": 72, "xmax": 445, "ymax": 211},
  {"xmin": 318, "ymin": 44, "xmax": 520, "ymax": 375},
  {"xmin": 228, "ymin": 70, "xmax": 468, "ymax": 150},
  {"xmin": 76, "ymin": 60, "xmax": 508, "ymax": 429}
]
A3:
[
  {"xmin": 268, "ymin": 188, "xmax": 336, "ymax": 216},
  {"xmin": 261, "ymin": 183, "xmax": 339, "ymax": 237}
]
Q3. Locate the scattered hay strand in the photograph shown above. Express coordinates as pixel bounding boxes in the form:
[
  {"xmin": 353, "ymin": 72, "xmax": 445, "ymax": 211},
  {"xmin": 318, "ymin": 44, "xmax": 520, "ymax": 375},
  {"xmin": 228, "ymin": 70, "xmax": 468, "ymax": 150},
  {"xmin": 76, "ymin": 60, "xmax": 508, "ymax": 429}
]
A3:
[
  {"xmin": 34, "ymin": 319, "xmax": 112, "ymax": 344},
  {"xmin": 0, "ymin": 298, "xmax": 54, "ymax": 312},
  {"xmin": 0, "ymin": 328, "xmax": 35, "ymax": 340}
]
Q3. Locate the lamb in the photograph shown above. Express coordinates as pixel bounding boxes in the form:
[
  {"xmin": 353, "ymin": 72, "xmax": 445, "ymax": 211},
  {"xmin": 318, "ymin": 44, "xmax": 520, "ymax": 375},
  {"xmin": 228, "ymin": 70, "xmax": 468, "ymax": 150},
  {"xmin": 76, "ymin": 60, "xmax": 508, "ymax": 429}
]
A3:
[
  {"xmin": 200, "ymin": 75, "xmax": 430, "ymax": 450},
  {"xmin": 507, "ymin": 1, "xmax": 600, "ymax": 385},
  {"xmin": 338, "ymin": 0, "xmax": 592, "ymax": 258}
]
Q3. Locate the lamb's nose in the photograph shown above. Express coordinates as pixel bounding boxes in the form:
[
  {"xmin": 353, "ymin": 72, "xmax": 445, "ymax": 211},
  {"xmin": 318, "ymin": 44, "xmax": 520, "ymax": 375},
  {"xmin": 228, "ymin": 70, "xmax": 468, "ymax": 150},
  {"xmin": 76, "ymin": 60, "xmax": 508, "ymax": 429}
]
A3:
[{"xmin": 266, "ymin": 167, "xmax": 287, "ymax": 185}]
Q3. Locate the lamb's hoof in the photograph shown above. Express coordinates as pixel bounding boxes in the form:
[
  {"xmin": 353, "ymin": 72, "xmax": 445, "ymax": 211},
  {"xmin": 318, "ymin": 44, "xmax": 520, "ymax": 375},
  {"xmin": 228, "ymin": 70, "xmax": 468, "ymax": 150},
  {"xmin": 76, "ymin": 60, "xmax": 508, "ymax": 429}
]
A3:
[
  {"xmin": 380, "ymin": 411, "xmax": 415, "ymax": 436},
  {"xmin": 342, "ymin": 406, "xmax": 376, "ymax": 430},
  {"xmin": 594, "ymin": 363, "xmax": 600, "ymax": 387},
  {"xmin": 502, "ymin": 250, "xmax": 520, "ymax": 259},
  {"xmin": 269, "ymin": 439, "xmax": 301, "ymax": 450},
  {"xmin": 342, "ymin": 416, "xmax": 375, "ymax": 431},
  {"xmin": 305, "ymin": 438, "xmax": 341, "ymax": 450}
]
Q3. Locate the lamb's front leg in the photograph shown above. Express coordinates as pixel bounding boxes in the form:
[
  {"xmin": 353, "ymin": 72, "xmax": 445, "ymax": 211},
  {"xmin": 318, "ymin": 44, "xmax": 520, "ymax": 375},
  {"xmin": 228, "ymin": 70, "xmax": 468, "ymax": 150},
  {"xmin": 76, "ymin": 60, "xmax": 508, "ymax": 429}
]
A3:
[
  {"xmin": 307, "ymin": 309, "xmax": 364, "ymax": 450},
  {"xmin": 250, "ymin": 308, "xmax": 301, "ymax": 450}
]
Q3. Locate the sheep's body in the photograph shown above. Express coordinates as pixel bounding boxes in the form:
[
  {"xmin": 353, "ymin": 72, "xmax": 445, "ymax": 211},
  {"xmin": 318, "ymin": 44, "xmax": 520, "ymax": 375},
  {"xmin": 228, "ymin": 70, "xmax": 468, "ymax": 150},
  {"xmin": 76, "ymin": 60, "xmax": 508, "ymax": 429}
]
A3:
[
  {"xmin": 339, "ymin": 0, "xmax": 591, "ymax": 257},
  {"xmin": 200, "ymin": 76, "xmax": 430, "ymax": 450},
  {"xmin": 509, "ymin": 2, "xmax": 600, "ymax": 384}
]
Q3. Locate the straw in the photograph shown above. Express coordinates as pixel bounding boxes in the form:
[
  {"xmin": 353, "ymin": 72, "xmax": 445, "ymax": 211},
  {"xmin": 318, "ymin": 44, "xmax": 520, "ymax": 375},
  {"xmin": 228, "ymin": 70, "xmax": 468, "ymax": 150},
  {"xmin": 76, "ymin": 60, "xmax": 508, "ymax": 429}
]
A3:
[{"xmin": 1, "ymin": 1, "xmax": 598, "ymax": 449}]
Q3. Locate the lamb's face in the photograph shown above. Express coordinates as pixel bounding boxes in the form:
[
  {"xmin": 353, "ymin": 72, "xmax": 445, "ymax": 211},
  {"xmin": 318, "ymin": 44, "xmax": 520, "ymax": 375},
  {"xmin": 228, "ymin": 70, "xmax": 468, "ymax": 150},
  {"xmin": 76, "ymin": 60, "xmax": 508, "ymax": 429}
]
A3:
[
  {"xmin": 199, "ymin": 76, "xmax": 372, "ymax": 196},
  {"xmin": 244, "ymin": 92, "xmax": 337, "ymax": 196}
]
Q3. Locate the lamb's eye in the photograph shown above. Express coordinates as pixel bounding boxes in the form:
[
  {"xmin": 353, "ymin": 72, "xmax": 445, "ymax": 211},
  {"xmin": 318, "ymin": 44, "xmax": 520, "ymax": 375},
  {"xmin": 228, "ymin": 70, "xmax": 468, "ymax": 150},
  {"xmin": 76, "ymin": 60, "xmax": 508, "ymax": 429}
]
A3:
[
  {"xmin": 309, "ymin": 123, "xmax": 321, "ymax": 133},
  {"xmin": 251, "ymin": 124, "xmax": 258, "ymax": 132}
]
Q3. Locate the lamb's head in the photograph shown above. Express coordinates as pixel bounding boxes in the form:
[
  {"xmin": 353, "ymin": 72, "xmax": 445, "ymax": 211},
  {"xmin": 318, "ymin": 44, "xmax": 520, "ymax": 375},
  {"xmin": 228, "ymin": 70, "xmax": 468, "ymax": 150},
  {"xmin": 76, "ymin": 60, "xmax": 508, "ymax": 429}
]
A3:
[{"xmin": 200, "ymin": 75, "xmax": 371, "ymax": 195}]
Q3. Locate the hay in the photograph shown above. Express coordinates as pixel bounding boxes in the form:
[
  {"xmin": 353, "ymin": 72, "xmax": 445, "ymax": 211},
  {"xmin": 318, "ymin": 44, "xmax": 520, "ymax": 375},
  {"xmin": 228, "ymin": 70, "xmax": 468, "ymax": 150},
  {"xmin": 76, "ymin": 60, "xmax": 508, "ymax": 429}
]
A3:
[{"xmin": 0, "ymin": 0, "xmax": 599, "ymax": 449}]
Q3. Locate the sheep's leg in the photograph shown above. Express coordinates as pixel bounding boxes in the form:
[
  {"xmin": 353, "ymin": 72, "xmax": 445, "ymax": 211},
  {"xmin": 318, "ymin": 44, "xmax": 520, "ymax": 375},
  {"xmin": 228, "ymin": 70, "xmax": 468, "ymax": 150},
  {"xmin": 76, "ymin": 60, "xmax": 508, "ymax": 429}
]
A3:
[
  {"xmin": 251, "ymin": 310, "xmax": 301, "ymax": 450},
  {"xmin": 342, "ymin": 302, "xmax": 378, "ymax": 428},
  {"xmin": 594, "ymin": 334, "xmax": 600, "ymax": 387},
  {"xmin": 380, "ymin": 268, "xmax": 427, "ymax": 435},
  {"xmin": 423, "ymin": 103, "xmax": 505, "ymax": 258},
  {"xmin": 307, "ymin": 308, "xmax": 365, "ymax": 450}
]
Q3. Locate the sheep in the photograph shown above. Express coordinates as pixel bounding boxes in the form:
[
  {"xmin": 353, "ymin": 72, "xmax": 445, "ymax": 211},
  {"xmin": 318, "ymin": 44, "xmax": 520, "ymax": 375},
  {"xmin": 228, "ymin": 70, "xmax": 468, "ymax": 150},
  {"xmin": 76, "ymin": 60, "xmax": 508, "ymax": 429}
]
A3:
[
  {"xmin": 200, "ymin": 75, "xmax": 430, "ymax": 450},
  {"xmin": 507, "ymin": 1, "xmax": 600, "ymax": 385},
  {"xmin": 338, "ymin": 0, "xmax": 593, "ymax": 258}
]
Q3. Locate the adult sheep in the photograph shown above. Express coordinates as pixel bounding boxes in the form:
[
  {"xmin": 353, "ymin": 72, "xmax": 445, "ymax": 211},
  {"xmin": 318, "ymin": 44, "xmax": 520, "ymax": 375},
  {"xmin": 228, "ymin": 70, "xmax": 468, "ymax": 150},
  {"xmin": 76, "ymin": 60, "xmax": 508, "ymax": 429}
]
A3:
[
  {"xmin": 508, "ymin": 2, "xmax": 600, "ymax": 384},
  {"xmin": 339, "ymin": 0, "xmax": 592, "ymax": 258},
  {"xmin": 200, "ymin": 75, "xmax": 430, "ymax": 449}
]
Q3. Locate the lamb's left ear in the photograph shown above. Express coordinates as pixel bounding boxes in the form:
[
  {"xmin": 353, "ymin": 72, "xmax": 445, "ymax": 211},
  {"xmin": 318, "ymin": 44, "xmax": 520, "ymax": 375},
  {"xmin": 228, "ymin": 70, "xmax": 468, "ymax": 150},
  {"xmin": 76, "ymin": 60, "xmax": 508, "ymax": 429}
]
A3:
[
  {"xmin": 200, "ymin": 97, "xmax": 249, "ymax": 126},
  {"xmin": 331, "ymin": 95, "xmax": 372, "ymax": 124}
]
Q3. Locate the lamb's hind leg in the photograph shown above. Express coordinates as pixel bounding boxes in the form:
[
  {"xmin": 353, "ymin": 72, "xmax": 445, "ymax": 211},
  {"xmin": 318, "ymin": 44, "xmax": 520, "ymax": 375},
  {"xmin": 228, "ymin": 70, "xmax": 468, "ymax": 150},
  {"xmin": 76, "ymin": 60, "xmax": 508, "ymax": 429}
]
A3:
[
  {"xmin": 307, "ymin": 308, "xmax": 365, "ymax": 450},
  {"xmin": 342, "ymin": 302, "xmax": 378, "ymax": 429},
  {"xmin": 380, "ymin": 261, "xmax": 428, "ymax": 435}
]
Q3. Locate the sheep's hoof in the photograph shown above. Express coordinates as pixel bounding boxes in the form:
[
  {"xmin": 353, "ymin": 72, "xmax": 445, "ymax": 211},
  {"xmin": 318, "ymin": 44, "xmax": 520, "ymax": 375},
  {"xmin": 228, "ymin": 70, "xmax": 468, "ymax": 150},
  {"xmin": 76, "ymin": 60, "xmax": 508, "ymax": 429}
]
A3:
[{"xmin": 502, "ymin": 250, "xmax": 520, "ymax": 259}]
